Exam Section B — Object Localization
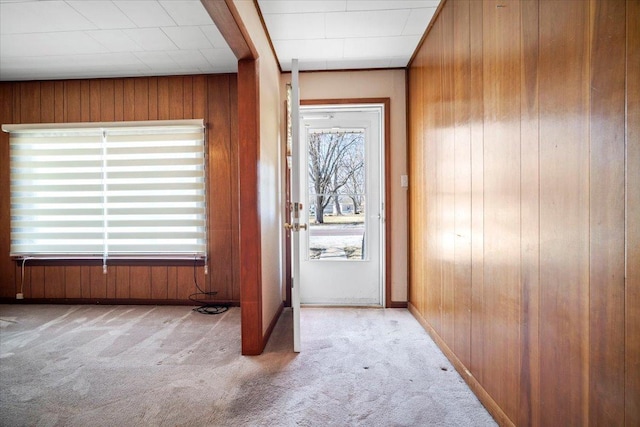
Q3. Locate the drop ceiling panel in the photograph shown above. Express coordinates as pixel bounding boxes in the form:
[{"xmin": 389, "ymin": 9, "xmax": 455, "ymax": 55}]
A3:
[
  {"xmin": 134, "ymin": 51, "xmax": 182, "ymax": 73},
  {"xmin": 258, "ymin": 0, "xmax": 441, "ymax": 71},
  {"xmin": 200, "ymin": 25, "xmax": 230, "ymax": 49},
  {"xmin": 162, "ymin": 27, "xmax": 212, "ymax": 50},
  {"xmin": 1, "ymin": 53, "xmax": 146, "ymax": 81},
  {"xmin": 346, "ymin": 0, "xmax": 440, "ymax": 11},
  {"xmin": 112, "ymin": 0, "xmax": 175, "ymax": 28},
  {"xmin": 167, "ymin": 50, "xmax": 212, "ymax": 71},
  {"xmin": 295, "ymin": 60, "xmax": 328, "ymax": 70},
  {"xmin": 159, "ymin": 0, "xmax": 217, "ymax": 26},
  {"xmin": 325, "ymin": 10, "xmax": 411, "ymax": 38},
  {"xmin": 199, "ymin": 48, "xmax": 238, "ymax": 73},
  {"xmin": 0, "ymin": 0, "xmax": 440, "ymax": 79},
  {"xmin": 1, "ymin": 32, "xmax": 108, "ymax": 57},
  {"xmin": 389, "ymin": 56, "xmax": 411, "ymax": 68},
  {"xmin": 275, "ymin": 39, "xmax": 345, "ymax": 62},
  {"xmin": 403, "ymin": 8, "xmax": 438, "ymax": 35},
  {"xmin": 122, "ymin": 28, "xmax": 178, "ymax": 51},
  {"xmin": 85, "ymin": 30, "xmax": 144, "ymax": 53},
  {"xmin": 0, "ymin": 0, "xmax": 238, "ymax": 81},
  {"xmin": 343, "ymin": 35, "xmax": 421, "ymax": 58},
  {"xmin": 328, "ymin": 58, "xmax": 394, "ymax": 70},
  {"xmin": 265, "ymin": 13, "xmax": 326, "ymax": 40},
  {"xmin": 257, "ymin": 1, "xmax": 347, "ymax": 15},
  {"xmin": 66, "ymin": 1, "xmax": 136, "ymax": 29},
  {"xmin": 1, "ymin": 1, "xmax": 95, "ymax": 33}
]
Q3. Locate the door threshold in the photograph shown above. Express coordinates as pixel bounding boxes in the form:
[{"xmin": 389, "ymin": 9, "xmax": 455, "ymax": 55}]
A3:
[{"xmin": 300, "ymin": 304, "xmax": 383, "ymax": 309}]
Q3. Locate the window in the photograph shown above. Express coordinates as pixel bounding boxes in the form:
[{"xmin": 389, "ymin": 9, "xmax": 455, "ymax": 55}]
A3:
[{"xmin": 2, "ymin": 120, "xmax": 207, "ymax": 266}]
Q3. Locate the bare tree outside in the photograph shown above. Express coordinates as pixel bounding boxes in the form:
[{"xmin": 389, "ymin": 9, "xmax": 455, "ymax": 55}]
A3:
[
  {"xmin": 339, "ymin": 140, "xmax": 365, "ymax": 214},
  {"xmin": 307, "ymin": 130, "xmax": 364, "ymax": 224}
]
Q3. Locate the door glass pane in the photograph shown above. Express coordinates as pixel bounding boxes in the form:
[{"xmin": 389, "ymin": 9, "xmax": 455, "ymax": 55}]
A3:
[{"xmin": 306, "ymin": 129, "xmax": 365, "ymax": 261}]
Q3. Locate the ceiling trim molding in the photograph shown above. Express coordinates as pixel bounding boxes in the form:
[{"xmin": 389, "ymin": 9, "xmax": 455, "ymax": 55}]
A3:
[
  {"xmin": 201, "ymin": 0, "xmax": 258, "ymax": 60},
  {"xmin": 280, "ymin": 67, "xmax": 408, "ymax": 76}
]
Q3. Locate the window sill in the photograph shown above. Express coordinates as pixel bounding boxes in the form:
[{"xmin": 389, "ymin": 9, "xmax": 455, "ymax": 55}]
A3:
[{"xmin": 12, "ymin": 258, "xmax": 206, "ymax": 267}]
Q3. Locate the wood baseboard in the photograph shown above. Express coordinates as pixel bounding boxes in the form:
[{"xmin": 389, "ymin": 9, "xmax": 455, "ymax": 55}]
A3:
[
  {"xmin": 407, "ymin": 303, "xmax": 514, "ymax": 427},
  {"xmin": 388, "ymin": 301, "xmax": 408, "ymax": 308}
]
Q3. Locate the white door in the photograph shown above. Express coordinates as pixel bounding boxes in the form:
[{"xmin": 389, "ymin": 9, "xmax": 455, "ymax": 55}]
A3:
[
  {"xmin": 298, "ymin": 106, "xmax": 384, "ymax": 306},
  {"xmin": 289, "ymin": 61, "xmax": 302, "ymax": 352}
]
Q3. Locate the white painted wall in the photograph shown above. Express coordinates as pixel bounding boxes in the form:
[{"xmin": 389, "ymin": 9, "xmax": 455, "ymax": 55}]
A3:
[{"xmin": 233, "ymin": 0, "xmax": 284, "ymax": 334}]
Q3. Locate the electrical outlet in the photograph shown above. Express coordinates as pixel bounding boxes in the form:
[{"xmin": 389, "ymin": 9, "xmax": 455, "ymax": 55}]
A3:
[
  {"xmin": 401, "ymin": 175, "xmax": 409, "ymax": 188},
  {"xmin": 16, "ymin": 293, "xmax": 24, "ymax": 300}
]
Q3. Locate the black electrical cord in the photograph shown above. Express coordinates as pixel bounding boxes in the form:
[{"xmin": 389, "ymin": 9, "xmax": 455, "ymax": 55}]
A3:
[{"xmin": 188, "ymin": 258, "xmax": 229, "ymax": 315}]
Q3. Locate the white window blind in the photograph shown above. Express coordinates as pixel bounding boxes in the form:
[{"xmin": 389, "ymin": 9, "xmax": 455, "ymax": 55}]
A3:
[{"xmin": 3, "ymin": 120, "xmax": 207, "ymax": 262}]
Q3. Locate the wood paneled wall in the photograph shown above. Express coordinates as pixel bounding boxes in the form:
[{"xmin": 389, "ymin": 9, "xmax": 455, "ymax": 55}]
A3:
[
  {"xmin": 0, "ymin": 74, "xmax": 240, "ymax": 304},
  {"xmin": 407, "ymin": 0, "xmax": 639, "ymax": 425}
]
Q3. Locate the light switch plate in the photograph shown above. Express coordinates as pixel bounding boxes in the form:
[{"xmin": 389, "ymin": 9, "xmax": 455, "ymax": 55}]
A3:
[{"xmin": 401, "ymin": 175, "xmax": 408, "ymax": 188}]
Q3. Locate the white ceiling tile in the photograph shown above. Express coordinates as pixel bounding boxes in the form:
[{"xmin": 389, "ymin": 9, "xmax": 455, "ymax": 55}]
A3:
[
  {"xmin": 327, "ymin": 58, "xmax": 392, "ymax": 70},
  {"xmin": 0, "ymin": 56, "xmax": 49, "ymax": 80},
  {"xmin": 113, "ymin": 0, "xmax": 176, "ymax": 28},
  {"xmin": 273, "ymin": 39, "xmax": 344, "ymax": 62},
  {"xmin": 200, "ymin": 48, "xmax": 239, "ymax": 72},
  {"xmin": 421, "ymin": 0, "xmax": 442, "ymax": 7},
  {"xmin": 326, "ymin": 10, "xmax": 410, "ymax": 38},
  {"xmin": 123, "ymin": 28, "xmax": 178, "ymax": 51},
  {"xmin": 343, "ymin": 35, "xmax": 420, "ymax": 58},
  {"xmin": 346, "ymin": 1, "xmax": 439, "ymax": 11},
  {"xmin": 204, "ymin": 63, "xmax": 238, "ymax": 74},
  {"xmin": 162, "ymin": 27, "xmax": 212, "ymax": 50},
  {"xmin": 160, "ymin": 1, "xmax": 213, "ymax": 26},
  {"xmin": 0, "ymin": 53, "xmax": 147, "ymax": 80},
  {"xmin": 389, "ymin": 56, "xmax": 409, "ymax": 68},
  {"xmin": 67, "ymin": 1, "xmax": 137, "ymax": 29},
  {"xmin": 0, "ymin": 70, "xmax": 35, "ymax": 81},
  {"xmin": 0, "ymin": 0, "xmax": 441, "ymax": 78},
  {"xmin": 0, "ymin": 0, "xmax": 96, "ymax": 34},
  {"xmin": 62, "ymin": 53, "xmax": 145, "ymax": 72},
  {"xmin": 134, "ymin": 51, "xmax": 183, "ymax": 73},
  {"xmin": 200, "ymin": 25, "xmax": 228, "ymax": 49},
  {"xmin": 262, "ymin": 13, "xmax": 325, "ymax": 40},
  {"xmin": 402, "ymin": 7, "xmax": 437, "ymax": 35},
  {"xmin": 258, "ymin": 0, "xmax": 346, "ymax": 14},
  {"xmin": 86, "ymin": 30, "xmax": 144, "ymax": 52},
  {"xmin": 166, "ymin": 50, "xmax": 211, "ymax": 70},
  {"xmin": 281, "ymin": 60, "xmax": 331, "ymax": 72},
  {"xmin": 1, "ymin": 33, "xmax": 108, "ymax": 57},
  {"xmin": 283, "ymin": 59, "xmax": 327, "ymax": 72}
]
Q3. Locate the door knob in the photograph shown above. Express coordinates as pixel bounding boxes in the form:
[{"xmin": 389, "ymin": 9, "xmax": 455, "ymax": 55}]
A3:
[{"xmin": 284, "ymin": 223, "xmax": 307, "ymax": 231}]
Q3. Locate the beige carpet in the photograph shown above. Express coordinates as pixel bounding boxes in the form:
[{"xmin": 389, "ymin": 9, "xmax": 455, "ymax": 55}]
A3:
[{"xmin": 0, "ymin": 305, "xmax": 496, "ymax": 426}]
